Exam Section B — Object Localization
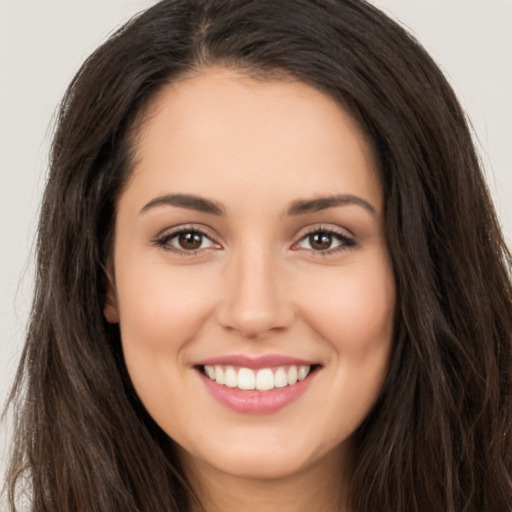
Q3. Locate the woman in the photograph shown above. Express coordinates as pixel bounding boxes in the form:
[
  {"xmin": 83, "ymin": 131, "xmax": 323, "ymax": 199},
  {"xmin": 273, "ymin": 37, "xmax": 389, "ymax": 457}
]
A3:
[{"xmin": 5, "ymin": 0, "xmax": 512, "ymax": 510}]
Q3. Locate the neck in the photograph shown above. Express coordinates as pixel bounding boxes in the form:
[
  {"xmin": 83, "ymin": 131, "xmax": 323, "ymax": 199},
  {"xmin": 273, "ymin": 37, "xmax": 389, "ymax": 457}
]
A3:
[{"xmin": 182, "ymin": 446, "xmax": 353, "ymax": 512}]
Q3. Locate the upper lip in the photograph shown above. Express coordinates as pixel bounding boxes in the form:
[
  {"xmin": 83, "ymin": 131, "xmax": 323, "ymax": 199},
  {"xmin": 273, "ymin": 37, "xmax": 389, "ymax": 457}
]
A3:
[{"xmin": 195, "ymin": 354, "xmax": 319, "ymax": 369}]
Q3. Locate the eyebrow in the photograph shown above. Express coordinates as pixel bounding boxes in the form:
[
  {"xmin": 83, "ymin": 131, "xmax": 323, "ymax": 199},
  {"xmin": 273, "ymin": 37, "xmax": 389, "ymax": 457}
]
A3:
[
  {"xmin": 140, "ymin": 193, "xmax": 225, "ymax": 215},
  {"xmin": 140, "ymin": 192, "xmax": 376, "ymax": 217},
  {"xmin": 287, "ymin": 194, "xmax": 377, "ymax": 216}
]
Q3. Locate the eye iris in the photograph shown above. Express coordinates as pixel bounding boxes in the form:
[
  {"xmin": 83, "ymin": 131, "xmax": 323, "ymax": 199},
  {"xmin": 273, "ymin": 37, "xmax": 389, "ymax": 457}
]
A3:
[
  {"xmin": 178, "ymin": 232, "xmax": 203, "ymax": 250},
  {"xmin": 309, "ymin": 232, "xmax": 332, "ymax": 250}
]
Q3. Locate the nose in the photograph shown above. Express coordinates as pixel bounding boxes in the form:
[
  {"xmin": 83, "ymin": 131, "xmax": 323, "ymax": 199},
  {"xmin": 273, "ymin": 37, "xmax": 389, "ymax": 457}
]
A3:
[{"xmin": 215, "ymin": 246, "xmax": 295, "ymax": 339}]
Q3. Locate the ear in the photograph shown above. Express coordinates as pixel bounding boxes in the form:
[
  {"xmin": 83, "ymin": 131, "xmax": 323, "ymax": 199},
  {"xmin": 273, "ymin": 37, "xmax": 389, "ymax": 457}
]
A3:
[
  {"xmin": 103, "ymin": 268, "xmax": 120, "ymax": 324},
  {"xmin": 104, "ymin": 290, "xmax": 120, "ymax": 323}
]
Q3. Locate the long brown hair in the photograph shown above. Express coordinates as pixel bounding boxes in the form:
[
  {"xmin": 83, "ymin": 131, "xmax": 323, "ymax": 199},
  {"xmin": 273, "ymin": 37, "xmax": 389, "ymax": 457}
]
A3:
[{"xmin": 4, "ymin": 1, "xmax": 512, "ymax": 510}]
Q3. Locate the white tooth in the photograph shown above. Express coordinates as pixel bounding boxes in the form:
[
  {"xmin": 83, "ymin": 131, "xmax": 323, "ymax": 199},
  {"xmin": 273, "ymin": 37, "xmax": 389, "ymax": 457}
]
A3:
[
  {"xmin": 298, "ymin": 365, "xmax": 310, "ymax": 381},
  {"xmin": 237, "ymin": 368, "xmax": 256, "ymax": 390},
  {"xmin": 274, "ymin": 367, "xmax": 288, "ymax": 388},
  {"xmin": 287, "ymin": 366, "xmax": 298, "ymax": 385},
  {"xmin": 214, "ymin": 366, "xmax": 225, "ymax": 385},
  {"xmin": 256, "ymin": 368, "xmax": 274, "ymax": 391},
  {"xmin": 204, "ymin": 365, "xmax": 215, "ymax": 380},
  {"xmin": 224, "ymin": 366, "xmax": 237, "ymax": 387}
]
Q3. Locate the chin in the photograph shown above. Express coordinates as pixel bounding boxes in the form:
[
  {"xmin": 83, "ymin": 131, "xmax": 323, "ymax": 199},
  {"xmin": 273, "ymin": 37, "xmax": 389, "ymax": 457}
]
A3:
[{"xmin": 176, "ymin": 426, "xmax": 349, "ymax": 482}]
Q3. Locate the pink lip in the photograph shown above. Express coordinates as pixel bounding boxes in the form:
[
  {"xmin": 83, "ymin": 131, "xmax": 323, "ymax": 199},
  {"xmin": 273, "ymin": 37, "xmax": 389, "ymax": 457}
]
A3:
[
  {"xmin": 195, "ymin": 356, "xmax": 320, "ymax": 414},
  {"xmin": 196, "ymin": 354, "xmax": 317, "ymax": 369}
]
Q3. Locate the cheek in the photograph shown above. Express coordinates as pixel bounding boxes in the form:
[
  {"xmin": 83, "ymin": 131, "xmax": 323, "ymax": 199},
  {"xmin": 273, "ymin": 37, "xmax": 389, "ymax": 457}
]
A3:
[
  {"xmin": 113, "ymin": 261, "xmax": 219, "ymax": 399},
  {"xmin": 296, "ymin": 259, "xmax": 395, "ymax": 439},
  {"xmin": 296, "ymin": 258, "xmax": 395, "ymax": 353},
  {"xmin": 114, "ymin": 261, "xmax": 221, "ymax": 431},
  {"xmin": 116, "ymin": 261, "xmax": 216, "ymax": 348}
]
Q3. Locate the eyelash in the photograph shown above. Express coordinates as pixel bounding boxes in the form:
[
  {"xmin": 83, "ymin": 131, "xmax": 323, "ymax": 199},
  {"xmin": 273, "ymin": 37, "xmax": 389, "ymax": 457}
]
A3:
[
  {"xmin": 152, "ymin": 225, "xmax": 357, "ymax": 256},
  {"xmin": 293, "ymin": 226, "xmax": 357, "ymax": 255},
  {"xmin": 152, "ymin": 226, "xmax": 219, "ymax": 256}
]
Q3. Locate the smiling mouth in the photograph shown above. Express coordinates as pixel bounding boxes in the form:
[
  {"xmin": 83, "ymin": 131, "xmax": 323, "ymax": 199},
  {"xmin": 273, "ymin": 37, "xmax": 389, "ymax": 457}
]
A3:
[{"xmin": 199, "ymin": 364, "xmax": 320, "ymax": 392}]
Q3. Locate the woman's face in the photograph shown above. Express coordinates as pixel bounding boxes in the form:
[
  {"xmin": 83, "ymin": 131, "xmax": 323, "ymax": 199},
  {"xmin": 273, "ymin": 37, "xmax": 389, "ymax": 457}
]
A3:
[{"xmin": 105, "ymin": 68, "xmax": 395, "ymax": 482}]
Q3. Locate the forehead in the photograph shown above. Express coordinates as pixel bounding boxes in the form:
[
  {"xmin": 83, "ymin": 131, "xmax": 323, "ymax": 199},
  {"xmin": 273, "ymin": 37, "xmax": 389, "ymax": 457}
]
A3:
[{"xmin": 125, "ymin": 66, "xmax": 382, "ymax": 213}]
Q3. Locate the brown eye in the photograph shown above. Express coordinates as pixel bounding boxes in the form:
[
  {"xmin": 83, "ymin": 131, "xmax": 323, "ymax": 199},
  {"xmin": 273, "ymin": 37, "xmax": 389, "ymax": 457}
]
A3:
[
  {"xmin": 309, "ymin": 232, "xmax": 333, "ymax": 251},
  {"xmin": 155, "ymin": 229, "xmax": 217, "ymax": 253},
  {"xmin": 295, "ymin": 228, "xmax": 355, "ymax": 253},
  {"xmin": 178, "ymin": 231, "xmax": 204, "ymax": 250}
]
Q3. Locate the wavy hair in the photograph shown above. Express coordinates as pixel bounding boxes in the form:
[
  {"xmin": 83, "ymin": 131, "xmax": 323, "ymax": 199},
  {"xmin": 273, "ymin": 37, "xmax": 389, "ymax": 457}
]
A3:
[{"xmin": 5, "ymin": 1, "xmax": 512, "ymax": 510}]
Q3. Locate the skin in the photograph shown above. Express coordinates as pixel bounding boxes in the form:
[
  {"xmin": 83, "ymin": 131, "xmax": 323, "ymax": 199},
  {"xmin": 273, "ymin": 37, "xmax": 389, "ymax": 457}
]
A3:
[{"xmin": 105, "ymin": 67, "xmax": 396, "ymax": 512}]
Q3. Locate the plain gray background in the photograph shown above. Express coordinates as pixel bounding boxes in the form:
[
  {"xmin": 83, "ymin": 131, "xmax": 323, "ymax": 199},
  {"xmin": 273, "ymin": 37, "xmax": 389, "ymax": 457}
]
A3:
[{"xmin": 1, "ymin": 0, "xmax": 511, "ymax": 495}]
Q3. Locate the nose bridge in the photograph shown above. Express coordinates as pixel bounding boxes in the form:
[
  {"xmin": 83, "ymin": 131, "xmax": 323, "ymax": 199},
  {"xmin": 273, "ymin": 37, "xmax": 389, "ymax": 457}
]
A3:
[{"xmin": 216, "ymin": 240, "xmax": 293, "ymax": 338}]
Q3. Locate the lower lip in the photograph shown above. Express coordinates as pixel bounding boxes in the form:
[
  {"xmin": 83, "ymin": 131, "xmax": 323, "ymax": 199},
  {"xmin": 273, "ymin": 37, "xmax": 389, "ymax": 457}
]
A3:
[{"xmin": 197, "ymin": 368, "xmax": 317, "ymax": 414}]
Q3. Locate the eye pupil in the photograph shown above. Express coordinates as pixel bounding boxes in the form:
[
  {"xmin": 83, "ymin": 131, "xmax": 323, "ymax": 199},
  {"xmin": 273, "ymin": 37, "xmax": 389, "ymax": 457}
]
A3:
[
  {"xmin": 178, "ymin": 232, "xmax": 203, "ymax": 250},
  {"xmin": 309, "ymin": 232, "xmax": 332, "ymax": 250}
]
